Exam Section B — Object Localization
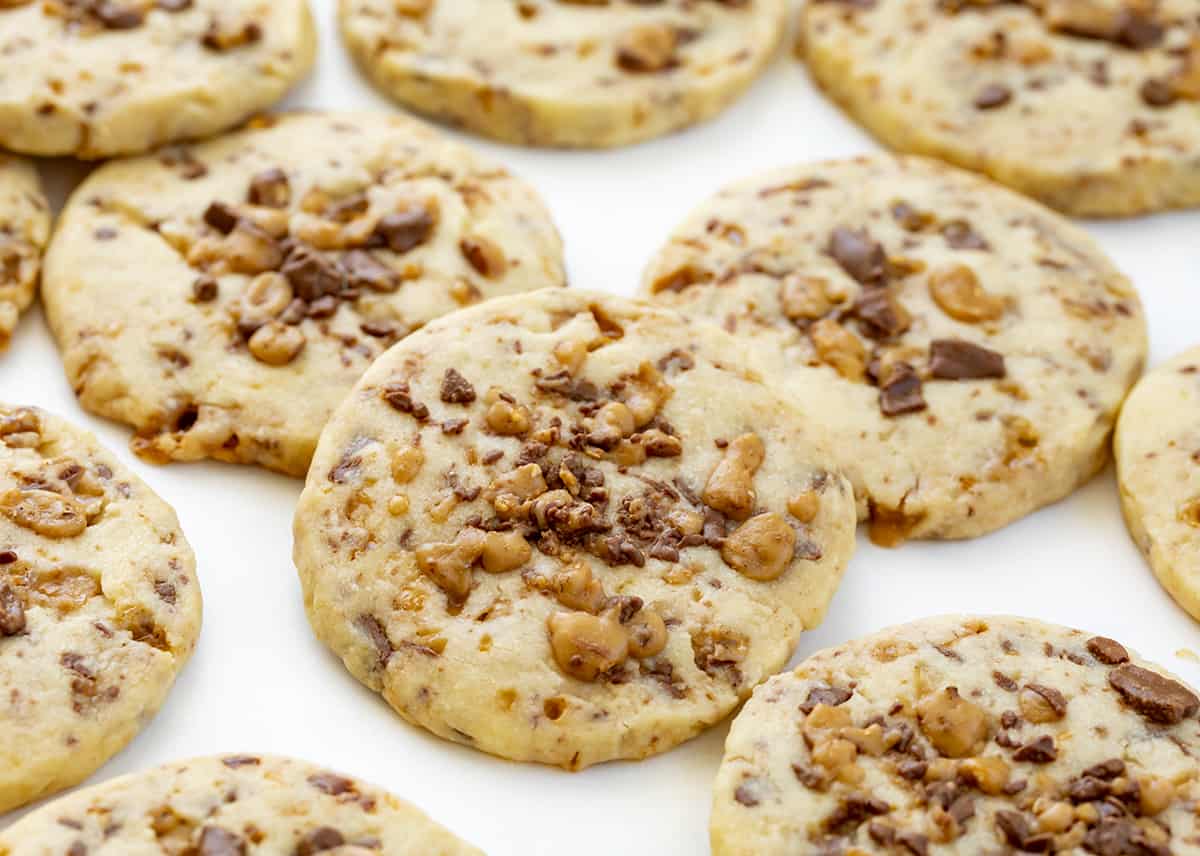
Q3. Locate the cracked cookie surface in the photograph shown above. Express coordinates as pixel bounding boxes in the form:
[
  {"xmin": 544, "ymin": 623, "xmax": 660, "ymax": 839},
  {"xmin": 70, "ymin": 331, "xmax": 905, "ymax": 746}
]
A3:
[
  {"xmin": 0, "ymin": 0, "xmax": 316, "ymax": 158},
  {"xmin": 641, "ymin": 156, "xmax": 1147, "ymax": 544},
  {"xmin": 0, "ymin": 753, "xmax": 481, "ymax": 854},
  {"xmin": 800, "ymin": 0, "xmax": 1200, "ymax": 216},
  {"xmin": 338, "ymin": 0, "xmax": 786, "ymax": 148},
  {"xmin": 712, "ymin": 615, "xmax": 1200, "ymax": 856},
  {"xmin": 43, "ymin": 111, "xmax": 567, "ymax": 478},
  {"xmin": 294, "ymin": 289, "xmax": 857, "ymax": 770},
  {"xmin": 0, "ymin": 403, "xmax": 201, "ymax": 814},
  {"xmin": 0, "ymin": 155, "xmax": 49, "ymax": 353}
]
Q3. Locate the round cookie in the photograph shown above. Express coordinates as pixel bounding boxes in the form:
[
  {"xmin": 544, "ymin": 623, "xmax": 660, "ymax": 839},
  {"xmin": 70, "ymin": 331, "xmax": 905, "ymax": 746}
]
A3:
[
  {"xmin": 1115, "ymin": 346, "xmax": 1200, "ymax": 622},
  {"xmin": 712, "ymin": 615, "xmax": 1200, "ymax": 855},
  {"xmin": 43, "ymin": 111, "xmax": 566, "ymax": 477},
  {"xmin": 0, "ymin": 0, "xmax": 316, "ymax": 159},
  {"xmin": 0, "ymin": 403, "xmax": 201, "ymax": 814},
  {"xmin": 800, "ymin": 0, "xmax": 1200, "ymax": 217},
  {"xmin": 338, "ymin": 0, "xmax": 787, "ymax": 148},
  {"xmin": 641, "ymin": 156, "xmax": 1147, "ymax": 544},
  {"xmin": 294, "ymin": 289, "xmax": 857, "ymax": 770},
  {"xmin": 0, "ymin": 753, "xmax": 481, "ymax": 854},
  {"xmin": 0, "ymin": 154, "xmax": 49, "ymax": 352}
]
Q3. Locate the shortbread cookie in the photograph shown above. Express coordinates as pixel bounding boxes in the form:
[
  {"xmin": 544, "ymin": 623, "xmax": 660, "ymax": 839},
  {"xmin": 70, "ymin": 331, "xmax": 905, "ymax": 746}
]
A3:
[
  {"xmin": 0, "ymin": 0, "xmax": 316, "ymax": 159},
  {"xmin": 43, "ymin": 112, "xmax": 566, "ymax": 477},
  {"xmin": 295, "ymin": 289, "xmax": 857, "ymax": 770},
  {"xmin": 0, "ymin": 155, "xmax": 49, "ymax": 353},
  {"xmin": 713, "ymin": 615, "xmax": 1200, "ymax": 855},
  {"xmin": 1116, "ymin": 347, "xmax": 1200, "ymax": 623},
  {"xmin": 0, "ymin": 403, "xmax": 201, "ymax": 814},
  {"xmin": 801, "ymin": 0, "xmax": 1200, "ymax": 217},
  {"xmin": 338, "ymin": 0, "xmax": 787, "ymax": 148},
  {"xmin": 642, "ymin": 156, "xmax": 1147, "ymax": 544},
  {"xmin": 0, "ymin": 753, "xmax": 481, "ymax": 854}
]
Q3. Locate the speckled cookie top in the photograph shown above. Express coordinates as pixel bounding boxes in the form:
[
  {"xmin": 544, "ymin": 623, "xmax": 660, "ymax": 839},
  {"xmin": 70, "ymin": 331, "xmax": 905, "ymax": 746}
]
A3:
[
  {"xmin": 712, "ymin": 615, "xmax": 1200, "ymax": 856},
  {"xmin": 0, "ymin": 156, "xmax": 49, "ymax": 353},
  {"xmin": 295, "ymin": 289, "xmax": 857, "ymax": 770},
  {"xmin": 0, "ymin": 753, "xmax": 481, "ymax": 854},
  {"xmin": 642, "ymin": 155, "xmax": 1147, "ymax": 543}
]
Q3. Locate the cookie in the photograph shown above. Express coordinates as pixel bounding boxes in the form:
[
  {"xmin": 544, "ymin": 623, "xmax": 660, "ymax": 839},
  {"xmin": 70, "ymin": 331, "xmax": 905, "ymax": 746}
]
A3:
[
  {"xmin": 0, "ymin": 753, "xmax": 481, "ymax": 854},
  {"xmin": 0, "ymin": 403, "xmax": 201, "ymax": 814},
  {"xmin": 800, "ymin": 0, "xmax": 1200, "ymax": 217},
  {"xmin": 42, "ymin": 112, "xmax": 566, "ymax": 478},
  {"xmin": 0, "ymin": 155, "xmax": 49, "ymax": 353},
  {"xmin": 338, "ymin": 0, "xmax": 786, "ymax": 148},
  {"xmin": 712, "ymin": 615, "xmax": 1200, "ymax": 855},
  {"xmin": 294, "ymin": 289, "xmax": 857, "ymax": 770},
  {"xmin": 641, "ymin": 156, "xmax": 1147, "ymax": 544},
  {"xmin": 0, "ymin": 0, "xmax": 316, "ymax": 159}
]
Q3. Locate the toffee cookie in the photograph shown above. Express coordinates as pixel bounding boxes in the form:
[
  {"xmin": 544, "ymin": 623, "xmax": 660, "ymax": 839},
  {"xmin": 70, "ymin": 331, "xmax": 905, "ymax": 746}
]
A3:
[
  {"xmin": 0, "ymin": 753, "xmax": 481, "ymax": 854},
  {"xmin": 43, "ymin": 112, "xmax": 566, "ymax": 477},
  {"xmin": 800, "ymin": 0, "xmax": 1200, "ymax": 217},
  {"xmin": 0, "ymin": 0, "xmax": 316, "ymax": 159},
  {"xmin": 1115, "ymin": 346, "xmax": 1200, "ymax": 623},
  {"xmin": 338, "ymin": 0, "xmax": 787, "ymax": 148},
  {"xmin": 0, "ymin": 403, "xmax": 201, "ymax": 814},
  {"xmin": 642, "ymin": 156, "xmax": 1147, "ymax": 544},
  {"xmin": 712, "ymin": 615, "xmax": 1200, "ymax": 855},
  {"xmin": 294, "ymin": 289, "xmax": 857, "ymax": 770},
  {"xmin": 0, "ymin": 155, "xmax": 49, "ymax": 352}
]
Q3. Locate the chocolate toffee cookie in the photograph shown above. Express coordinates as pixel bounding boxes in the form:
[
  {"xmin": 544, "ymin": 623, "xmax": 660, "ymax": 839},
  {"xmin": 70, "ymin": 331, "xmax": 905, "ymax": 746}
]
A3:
[
  {"xmin": 1116, "ymin": 346, "xmax": 1200, "ymax": 623},
  {"xmin": 43, "ymin": 112, "xmax": 566, "ymax": 477},
  {"xmin": 642, "ymin": 156, "xmax": 1147, "ymax": 544},
  {"xmin": 0, "ymin": 155, "xmax": 49, "ymax": 352},
  {"xmin": 800, "ymin": 0, "xmax": 1200, "ymax": 217},
  {"xmin": 294, "ymin": 289, "xmax": 857, "ymax": 769},
  {"xmin": 0, "ymin": 754, "xmax": 481, "ymax": 854},
  {"xmin": 338, "ymin": 0, "xmax": 786, "ymax": 148},
  {"xmin": 0, "ymin": 0, "xmax": 316, "ymax": 159},
  {"xmin": 0, "ymin": 403, "xmax": 201, "ymax": 814},
  {"xmin": 712, "ymin": 615, "xmax": 1200, "ymax": 855}
]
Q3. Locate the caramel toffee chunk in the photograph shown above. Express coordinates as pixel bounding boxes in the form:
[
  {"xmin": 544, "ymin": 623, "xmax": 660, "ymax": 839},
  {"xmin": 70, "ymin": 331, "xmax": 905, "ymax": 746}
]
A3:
[
  {"xmin": 294, "ymin": 290, "xmax": 857, "ymax": 770},
  {"xmin": 0, "ymin": 155, "xmax": 49, "ymax": 353}
]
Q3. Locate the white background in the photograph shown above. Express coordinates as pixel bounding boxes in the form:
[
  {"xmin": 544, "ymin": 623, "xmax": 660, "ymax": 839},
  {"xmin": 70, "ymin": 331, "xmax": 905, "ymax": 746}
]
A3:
[{"xmin": 2, "ymin": 3, "xmax": 1198, "ymax": 853}]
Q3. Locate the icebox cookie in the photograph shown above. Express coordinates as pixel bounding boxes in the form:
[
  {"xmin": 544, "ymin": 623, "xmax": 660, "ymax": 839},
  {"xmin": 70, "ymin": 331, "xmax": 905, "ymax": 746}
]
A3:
[
  {"xmin": 0, "ymin": 753, "xmax": 482, "ymax": 854},
  {"xmin": 1115, "ymin": 346, "xmax": 1200, "ymax": 623},
  {"xmin": 338, "ymin": 0, "xmax": 787, "ymax": 148},
  {"xmin": 642, "ymin": 156, "xmax": 1147, "ymax": 544},
  {"xmin": 294, "ymin": 289, "xmax": 857, "ymax": 770},
  {"xmin": 43, "ymin": 112, "xmax": 566, "ymax": 478},
  {"xmin": 712, "ymin": 615, "xmax": 1200, "ymax": 855},
  {"xmin": 0, "ymin": 403, "xmax": 201, "ymax": 814},
  {"xmin": 800, "ymin": 0, "xmax": 1200, "ymax": 217},
  {"xmin": 0, "ymin": 0, "xmax": 316, "ymax": 159},
  {"xmin": 0, "ymin": 155, "xmax": 49, "ymax": 352}
]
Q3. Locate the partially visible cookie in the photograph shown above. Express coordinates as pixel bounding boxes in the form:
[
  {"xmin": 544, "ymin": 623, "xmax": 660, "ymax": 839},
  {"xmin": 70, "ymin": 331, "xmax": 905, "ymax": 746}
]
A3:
[
  {"xmin": 295, "ymin": 289, "xmax": 857, "ymax": 770},
  {"xmin": 43, "ymin": 112, "xmax": 566, "ymax": 477},
  {"xmin": 0, "ymin": 0, "xmax": 316, "ymax": 159},
  {"xmin": 0, "ymin": 753, "xmax": 481, "ymax": 854},
  {"xmin": 0, "ymin": 403, "xmax": 201, "ymax": 814},
  {"xmin": 642, "ymin": 156, "xmax": 1147, "ymax": 543},
  {"xmin": 800, "ymin": 0, "xmax": 1200, "ymax": 217},
  {"xmin": 338, "ymin": 0, "xmax": 786, "ymax": 148},
  {"xmin": 0, "ymin": 155, "xmax": 49, "ymax": 352},
  {"xmin": 713, "ymin": 615, "xmax": 1200, "ymax": 855}
]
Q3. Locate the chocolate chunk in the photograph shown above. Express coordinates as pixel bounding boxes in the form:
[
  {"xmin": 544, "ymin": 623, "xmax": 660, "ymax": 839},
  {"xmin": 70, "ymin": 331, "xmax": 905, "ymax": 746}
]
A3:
[
  {"xmin": 356, "ymin": 615, "xmax": 394, "ymax": 668},
  {"xmin": 192, "ymin": 276, "xmax": 218, "ymax": 302},
  {"xmin": 828, "ymin": 227, "xmax": 887, "ymax": 285},
  {"xmin": 1083, "ymin": 758, "xmax": 1125, "ymax": 780},
  {"xmin": 1087, "ymin": 636, "xmax": 1129, "ymax": 665},
  {"xmin": 0, "ymin": 583, "xmax": 25, "ymax": 637},
  {"xmin": 440, "ymin": 368, "xmax": 476, "ymax": 404},
  {"xmin": 374, "ymin": 206, "xmax": 435, "ymax": 254},
  {"xmin": 929, "ymin": 339, "xmax": 1005, "ymax": 380},
  {"xmin": 308, "ymin": 773, "xmax": 357, "ymax": 796},
  {"xmin": 94, "ymin": 2, "xmax": 145, "ymax": 29},
  {"xmin": 381, "ymin": 382, "xmax": 429, "ymax": 421},
  {"xmin": 896, "ymin": 831, "xmax": 929, "ymax": 856},
  {"xmin": 1067, "ymin": 775, "xmax": 1109, "ymax": 803},
  {"xmin": 203, "ymin": 201, "xmax": 240, "ymax": 235},
  {"xmin": 995, "ymin": 810, "xmax": 1033, "ymax": 848},
  {"xmin": 1024, "ymin": 683, "xmax": 1067, "ymax": 717},
  {"xmin": 158, "ymin": 0, "xmax": 193, "ymax": 10},
  {"xmin": 879, "ymin": 362, "xmax": 926, "ymax": 417},
  {"xmin": 1084, "ymin": 817, "xmax": 1171, "ymax": 856},
  {"xmin": 823, "ymin": 792, "xmax": 890, "ymax": 834},
  {"xmin": 1108, "ymin": 663, "xmax": 1200, "ymax": 724},
  {"xmin": 941, "ymin": 220, "xmax": 989, "ymax": 251},
  {"xmin": 1012, "ymin": 734, "xmax": 1057, "ymax": 764},
  {"xmin": 341, "ymin": 250, "xmax": 398, "ymax": 293},
  {"xmin": 993, "ymin": 671, "xmax": 1018, "ymax": 692},
  {"xmin": 896, "ymin": 759, "xmax": 927, "ymax": 780},
  {"xmin": 295, "ymin": 828, "xmax": 345, "ymax": 856},
  {"xmin": 1114, "ymin": 9, "xmax": 1164, "ymax": 50},
  {"xmin": 800, "ymin": 685, "xmax": 853, "ymax": 714},
  {"xmin": 973, "ymin": 83, "xmax": 1012, "ymax": 110},
  {"xmin": 1140, "ymin": 78, "xmax": 1177, "ymax": 108},
  {"xmin": 197, "ymin": 827, "xmax": 246, "ymax": 856},
  {"xmin": 246, "ymin": 167, "xmax": 290, "ymax": 208},
  {"xmin": 282, "ymin": 245, "xmax": 343, "ymax": 301},
  {"xmin": 854, "ymin": 288, "xmax": 910, "ymax": 339},
  {"xmin": 734, "ymin": 782, "xmax": 760, "ymax": 807}
]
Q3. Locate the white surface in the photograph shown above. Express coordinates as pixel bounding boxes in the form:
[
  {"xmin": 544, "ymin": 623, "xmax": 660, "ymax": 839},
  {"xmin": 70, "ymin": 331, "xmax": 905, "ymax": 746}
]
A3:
[{"xmin": 2, "ymin": 3, "xmax": 1198, "ymax": 853}]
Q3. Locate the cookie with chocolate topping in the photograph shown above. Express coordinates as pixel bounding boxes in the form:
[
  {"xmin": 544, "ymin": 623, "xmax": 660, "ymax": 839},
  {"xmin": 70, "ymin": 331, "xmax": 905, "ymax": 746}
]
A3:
[
  {"xmin": 0, "ymin": 403, "xmax": 201, "ymax": 814},
  {"xmin": 642, "ymin": 156, "xmax": 1147, "ymax": 544},
  {"xmin": 338, "ymin": 0, "xmax": 786, "ymax": 148},
  {"xmin": 42, "ymin": 112, "xmax": 566, "ymax": 477},
  {"xmin": 0, "ymin": 754, "xmax": 480, "ymax": 854},
  {"xmin": 712, "ymin": 615, "xmax": 1200, "ymax": 855},
  {"xmin": 800, "ymin": 0, "xmax": 1200, "ymax": 216},
  {"xmin": 294, "ymin": 289, "xmax": 857, "ymax": 769},
  {"xmin": 0, "ymin": 155, "xmax": 49, "ymax": 352}
]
